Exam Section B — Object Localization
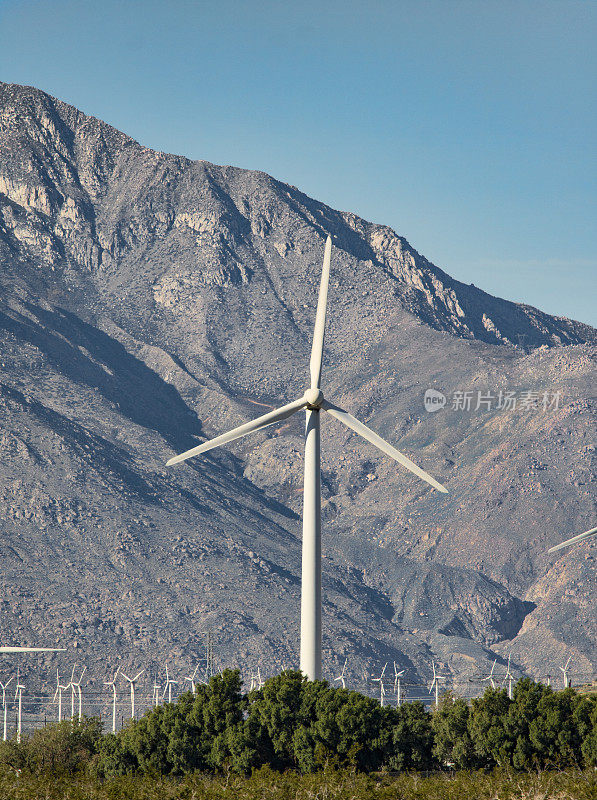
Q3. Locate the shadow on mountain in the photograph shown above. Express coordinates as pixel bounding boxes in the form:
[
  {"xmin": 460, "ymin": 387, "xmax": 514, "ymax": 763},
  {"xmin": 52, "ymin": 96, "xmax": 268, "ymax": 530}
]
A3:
[{"xmin": 0, "ymin": 300, "xmax": 202, "ymax": 451}]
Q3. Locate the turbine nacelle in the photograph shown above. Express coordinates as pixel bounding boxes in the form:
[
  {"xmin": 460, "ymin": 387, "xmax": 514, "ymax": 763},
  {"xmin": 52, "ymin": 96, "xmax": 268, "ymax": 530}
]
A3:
[{"xmin": 304, "ymin": 388, "xmax": 324, "ymax": 408}]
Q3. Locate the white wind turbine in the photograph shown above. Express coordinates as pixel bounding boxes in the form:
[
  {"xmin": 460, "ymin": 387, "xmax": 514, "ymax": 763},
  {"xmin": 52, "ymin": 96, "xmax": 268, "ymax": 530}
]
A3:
[
  {"xmin": 152, "ymin": 677, "xmax": 162, "ymax": 707},
  {"xmin": 166, "ymin": 236, "xmax": 448, "ymax": 680},
  {"xmin": 393, "ymin": 662, "xmax": 405, "ymax": 707},
  {"xmin": 256, "ymin": 666, "xmax": 263, "ymax": 689},
  {"xmin": 70, "ymin": 665, "xmax": 86, "ymax": 722},
  {"xmin": 184, "ymin": 665, "xmax": 200, "ymax": 695},
  {"xmin": 503, "ymin": 655, "xmax": 514, "ymax": 700},
  {"xmin": 104, "ymin": 668, "xmax": 120, "ymax": 733},
  {"xmin": 0, "ymin": 677, "xmax": 13, "ymax": 741},
  {"xmin": 162, "ymin": 665, "xmax": 177, "ymax": 704},
  {"xmin": 122, "ymin": 669, "xmax": 144, "ymax": 719},
  {"xmin": 428, "ymin": 661, "xmax": 446, "ymax": 708},
  {"xmin": 548, "ymin": 525, "xmax": 597, "ymax": 553},
  {"xmin": 560, "ymin": 656, "xmax": 572, "ymax": 689},
  {"xmin": 373, "ymin": 662, "xmax": 388, "ymax": 706},
  {"xmin": 53, "ymin": 670, "xmax": 68, "ymax": 723},
  {"xmin": 14, "ymin": 669, "xmax": 25, "ymax": 743},
  {"xmin": 334, "ymin": 658, "xmax": 348, "ymax": 689},
  {"xmin": 481, "ymin": 659, "xmax": 498, "ymax": 690}
]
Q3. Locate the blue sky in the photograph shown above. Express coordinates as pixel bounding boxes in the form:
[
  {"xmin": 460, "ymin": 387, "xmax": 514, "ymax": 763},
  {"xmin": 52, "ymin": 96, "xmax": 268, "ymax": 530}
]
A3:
[{"xmin": 1, "ymin": 0, "xmax": 595, "ymax": 325}]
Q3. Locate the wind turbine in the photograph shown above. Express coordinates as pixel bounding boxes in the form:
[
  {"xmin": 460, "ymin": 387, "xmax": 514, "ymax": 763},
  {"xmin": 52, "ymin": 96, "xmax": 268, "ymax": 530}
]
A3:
[
  {"xmin": 165, "ymin": 236, "xmax": 448, "ymax": 680},
  {"xmin": 256, "ymin": 666, "xmax": 263, "ymax": 689},
  {"xmin": 503, "ymin": 655, "xmax": 514, "ymax": 700},
  {"xmin": 162, "ymin": 665, "xmax": 177, "ymax": 704},
  {"xmin": 70, "ymin": 666, "xmax": 86, "ymax": 721},
  {"xmin": 393, "ymin": 662, "xmax": 405, "ymax": 707},
  {"xmin": 560, "ymin": 656, "xmax": 572, "ymax": 689},
  {"xmin": 334, "ymin": 658, "xmax": 348, "ymax": 689},
  {"xmin": 372, "ymin": 662, "xmax": 388, "ymax": 706},
  {"xmin": 0, "ymin": 677, "xmax": 13, "ymax": 741},
  {"xmin": 548, "ymin": 525, "xmax": 597, "ymax": 553},
  {"xmin": 104, "ymin": 668, "xmax": 120, "ymax": 733},
  {"xmin": 122, "ymin": 669, "xmax": 144, "ymax": 719},
  {"xmin": 53, "ymin": 670, "xmax": 68, "ymax": 723},
  {"xmin": 152, "ymin": 677, "xmax": 161, "ymax": 707},
  {"xmin": 428, "ymin": 661, "xmax": 446, "ymax": 708},
  {"xmin": 481, "ymin": 659, "xmax": 498, "ymax": 690},
  {"xmin": 184, "ymin": 665, "xmax": 200, "ymax": 695},
  {"xmin": 14, "ymin": 669, "xmax": 24, "ymax": 743}
]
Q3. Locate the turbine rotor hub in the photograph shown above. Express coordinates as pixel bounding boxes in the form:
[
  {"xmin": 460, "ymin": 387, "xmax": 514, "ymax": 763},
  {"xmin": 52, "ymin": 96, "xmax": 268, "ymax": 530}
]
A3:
[{"xmin": 304, "ymin": 388, "xmax": 324, "ymax": 408}]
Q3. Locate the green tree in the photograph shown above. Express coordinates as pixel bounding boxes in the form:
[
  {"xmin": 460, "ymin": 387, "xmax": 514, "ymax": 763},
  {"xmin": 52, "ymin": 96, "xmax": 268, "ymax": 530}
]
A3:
[
  {"xmin": 432, "ymin": 694, "xmax": 476, "ymax": 769},
  {"xmin": 390, "ymin": 700, "xmax": 435, "ymax": 771},
  {"xmin": 468, "ymin": 686, "xmax": 512, "ymax": 768}
]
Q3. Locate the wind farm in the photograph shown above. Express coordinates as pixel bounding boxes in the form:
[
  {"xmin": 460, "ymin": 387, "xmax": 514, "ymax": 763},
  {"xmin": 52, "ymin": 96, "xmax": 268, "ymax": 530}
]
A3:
[{"xmin": 0, "ymin": 23, "xmax": 595, "ymax": 790}]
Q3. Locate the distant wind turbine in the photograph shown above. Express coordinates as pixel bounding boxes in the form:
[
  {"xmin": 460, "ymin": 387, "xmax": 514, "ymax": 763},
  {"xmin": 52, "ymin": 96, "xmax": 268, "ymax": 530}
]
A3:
[
  {"xmin": 548, "ymin": 525, "xmax": 597, "ymax": 553},
  {"xmin": 162, "ymin": 665, "xmax": 177, "ymax": 703},
  {"xmin": 481, "ymin": 659, "xmax": 498, "ymax": 690},
  {"xmin": 373, "ymin": 662, "xmax": 388, "ymax": 707},
  {"xmin": 503, "ymin": 655, "xmax": 514, "ymax": 700},
  {"xmin": 334, "ymin": 658, "xmax": 348, "ymax": 689},
  {"xmin": 393, "ymin": 662, "xmax": 405, "ymax": 707},
  {"xmin": 122, "ymin": 670, "xmax": 144, "ymax": 719},
  {"xmin": 70, "ymin": 665, "xmax": 86, "ymax": 721},
  {"xmin": 0, "ymin": 677, "xmax": 13, "ymax": 741},
  {"xmin": 104, "ymin": 668, "xmax": 120, "ymax": 733},
  {"xmin": 184, "ymin": 665, "xmax": 200, "ymax": 695},
  {"xmin": 428, "ymin": 661, "xmax": 446, "ymax": 708},
  {"xmin": 14, "ymin": 669, "xmax": 25, "ymax": 742},
  {"xmin": 166, "ymin": 236, "xmax": 448, "ymax": 680},
  {"xmin": 53, "ymin": 670, "xmax": 68, "ymax": 723},
  {"xmin": 560, "ymin": 656, "xmax": 572, "ymax": 689}
]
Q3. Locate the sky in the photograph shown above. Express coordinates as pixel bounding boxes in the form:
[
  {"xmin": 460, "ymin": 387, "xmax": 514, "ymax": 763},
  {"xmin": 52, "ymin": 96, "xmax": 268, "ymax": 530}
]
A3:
[{"xmin": 1, "ymin": 0, "xmax": 595, "ymax": 326}]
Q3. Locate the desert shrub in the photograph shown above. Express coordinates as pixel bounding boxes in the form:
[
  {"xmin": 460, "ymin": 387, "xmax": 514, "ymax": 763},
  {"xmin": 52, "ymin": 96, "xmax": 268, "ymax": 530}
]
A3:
[{"xmin": 0, "ymin": 717, "xmax": 102, "ymax": 776}]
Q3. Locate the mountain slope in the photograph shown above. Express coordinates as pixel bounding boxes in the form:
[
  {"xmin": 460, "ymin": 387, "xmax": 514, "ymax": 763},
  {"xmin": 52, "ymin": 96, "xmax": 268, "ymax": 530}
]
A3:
[{"xmin": 0, "ymin": 82, "xmax": 595, "ymax": 692}]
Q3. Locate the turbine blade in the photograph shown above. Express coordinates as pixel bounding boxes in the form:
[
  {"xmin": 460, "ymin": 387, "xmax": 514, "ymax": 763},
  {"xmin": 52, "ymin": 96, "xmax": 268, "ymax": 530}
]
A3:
[
  {"xmin": 166, "ymin": 397, "xmax": 307, "ymax": 466},
  {"xmin": 321, "ymin": 401, "xmax": 448, "ymax": 493},
  {"xmin": 548, "ymin": 525, "xmax": 597, "ymax": 553},
  {"xmin": 309, "ymin": 235, "xmax": 332, "ymax": 389},
  {"xmin": 0, "ymin": 647, "xmax": 66, "ymax": 653}
]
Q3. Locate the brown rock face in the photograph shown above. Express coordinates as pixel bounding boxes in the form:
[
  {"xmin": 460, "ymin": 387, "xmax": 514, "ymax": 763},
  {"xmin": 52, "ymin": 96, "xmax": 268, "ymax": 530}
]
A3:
[{"xmin": 0, "ymin": 81, "xmax": 595, "ymax": 691}]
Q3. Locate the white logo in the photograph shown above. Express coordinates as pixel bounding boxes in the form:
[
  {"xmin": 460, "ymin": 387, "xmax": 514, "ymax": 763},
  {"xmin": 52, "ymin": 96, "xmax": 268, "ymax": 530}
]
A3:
[{"xmin": 424, "ymin": 389, "xmax": 446, "ymax": 413}]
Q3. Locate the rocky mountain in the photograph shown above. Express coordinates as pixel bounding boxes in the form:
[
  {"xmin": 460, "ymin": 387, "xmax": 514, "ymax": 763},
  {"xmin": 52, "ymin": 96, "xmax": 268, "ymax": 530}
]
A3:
[{"xmin": 0, "ymin": 81, "xmax": 595, "ymax": 696}]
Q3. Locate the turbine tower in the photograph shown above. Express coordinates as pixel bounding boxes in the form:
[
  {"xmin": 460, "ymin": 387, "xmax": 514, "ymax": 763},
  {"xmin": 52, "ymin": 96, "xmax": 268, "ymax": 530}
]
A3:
[
  {"xmin": 548, "ymin": 525, "xmax": 597, "ymax": 553},
  {"xmin": 0, "ymin": 677, "xmax": 13, "ymax": 741},
  {"xmin": 122, "ymin": 670, "xmax": 144, "ymax": 719},
  {"xmin": 166, "ymin": 236, "xmax": 448, "ymax": 680},
  {"xmin": 104, "ymin": 668, "xmax": 120, "ymax": 733}
]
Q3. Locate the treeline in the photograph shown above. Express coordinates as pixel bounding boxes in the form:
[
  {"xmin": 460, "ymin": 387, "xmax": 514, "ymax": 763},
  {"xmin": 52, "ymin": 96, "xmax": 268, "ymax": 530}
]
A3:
[{"xmin": 1, "ymin": 670, "xmax": 596, "ymax": 779}]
